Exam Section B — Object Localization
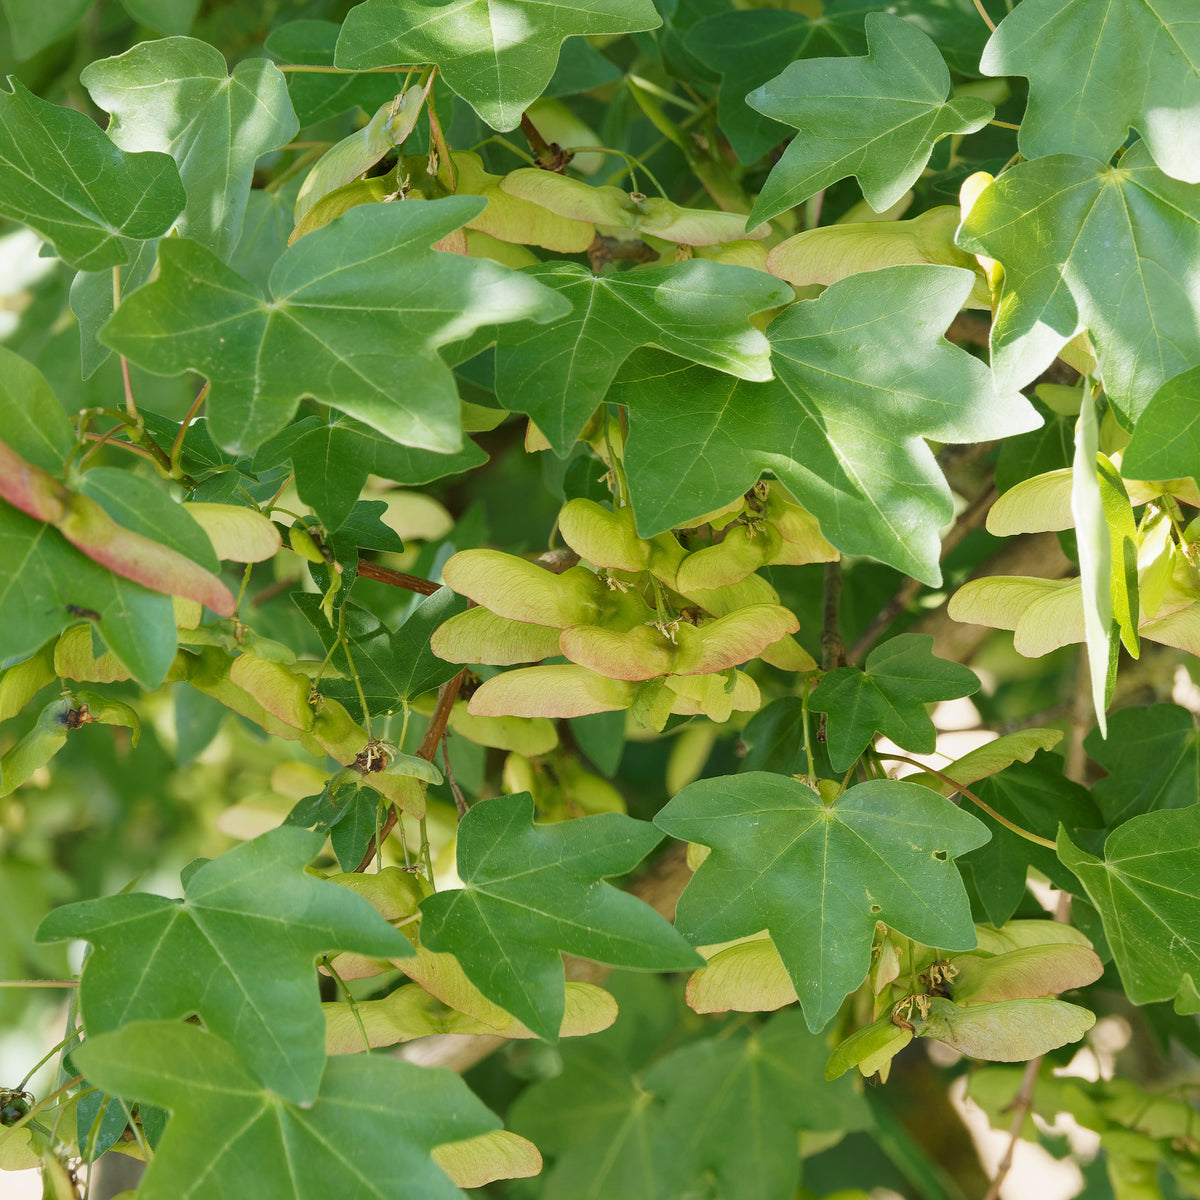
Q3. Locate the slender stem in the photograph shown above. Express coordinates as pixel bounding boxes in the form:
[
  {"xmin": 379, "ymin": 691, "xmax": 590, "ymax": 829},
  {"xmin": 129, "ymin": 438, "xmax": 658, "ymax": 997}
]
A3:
[
  {"xmin": 18, "ymin": 1028, "xmax": 83, "ymax": 1091},
  {"xmin": 443, "ymin": 735, "xmax": 468, "ymax": 819},
  {"xmin": 989, "ymin": 119, "xmax": 1020, "ymax": 131},
  {"xmin": 277, "ymin": 63, "xmax": 416, "ymax": 73},
  {"xmin": 341, "ymin": 634, "xmax": 373, "ymax": 738},
  {"xmin": 426, "ymin": 77, "xmax": 456, "ymax": 192},
  {"xmin": 0, "ymin": 980, "xmax": 78, "ymax": 988},
  {"xmin": 821, "ymin": 560, "xmax": 844, "ymax": 670},
  {"xmin": 119, "ymin": 354, "xmax": 139, "ymax": 418},
  {"xmin": 355, "ymin": 559, "xmax": 441, "ymax": 595},
  {"xmin": 170, "ymin": 383, "xmax": 208, "ymax": 477},
  {"xmin": 233, "ymin": 561, "xmax": 254, "ymax": 615},
  {"xmin": 875, "ymin": 753, "xmax": 1058, "ymax": 849},
  {"xmin": 354, "ymin": 668, "xmax": 467, "ymax": 871},
  {"xmin": 971, "ymin": 0, "xmax": 998, "ymax": 32},
  {"xmin": 982, "ymin": 1056, "xmax": 1040, "ymax": 1200},
  {"xmin": 323, "ymin": 957, "xmax": 372, "ymax": 1054},
  {"xmin": 472, "ymin": 134, "xmax": 536, "ymax": 164},
  {"xmin": 626, "ymin": 74, "xmax": 700, "ymax": 115},
  {"xmin": 800, "ymin": 678, "xmax": 816, "ymax": 778},
  {"xmin": 417, "ymin": 814, "xmax": 436, "ymax": 886}
]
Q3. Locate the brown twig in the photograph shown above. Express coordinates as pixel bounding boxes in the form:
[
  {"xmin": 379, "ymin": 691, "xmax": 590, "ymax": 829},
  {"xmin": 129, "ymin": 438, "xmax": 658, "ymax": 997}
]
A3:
[
  {"xmin": 848, "ymin": 485, "xmax": 998, "ymax": 665},
  {"xmin": 355, "ymin": 559, "xmax": 441, "ymax": 595},
  {"xmin": 251, "ymin": 575, "xmax": 300, "ymax": 607},
  {"xmin": 981, "ymin": 1055, "xmax": 1039, "ymax": 1200},
  {"xmin": 442, "ymin": 733, "xmax": 469, "ymax": 820},
  {"xmin": 354, "ymin": 668, "xmax": 466, "ymax": 871},
  {"xmin": 821, "ymin": 559, "xmax": 844, "ymax": 670},
  {"xmin": 520, "ymin": 112, "xmax": 573, "ymax": 172}
]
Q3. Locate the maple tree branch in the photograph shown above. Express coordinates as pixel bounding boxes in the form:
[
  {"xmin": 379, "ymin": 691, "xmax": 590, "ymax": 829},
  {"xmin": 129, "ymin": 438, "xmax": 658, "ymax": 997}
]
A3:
[
  {"xmin": 821, "ymin": 559, "xmax": 844, "ymax": 671},
  {"xmin": 354, "ymin": 668, "xmax": 467, "ymax": 872},
  {"xmin": 355, "ymin": 558, "xmax": 441, "ymax": 595}
]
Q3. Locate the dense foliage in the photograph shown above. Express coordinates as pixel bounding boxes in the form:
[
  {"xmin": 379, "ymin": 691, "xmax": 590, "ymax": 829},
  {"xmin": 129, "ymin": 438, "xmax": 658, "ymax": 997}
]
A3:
[{"xmin": 1, "ymin": 1, "xmax": 1199, "ymax": 1197}]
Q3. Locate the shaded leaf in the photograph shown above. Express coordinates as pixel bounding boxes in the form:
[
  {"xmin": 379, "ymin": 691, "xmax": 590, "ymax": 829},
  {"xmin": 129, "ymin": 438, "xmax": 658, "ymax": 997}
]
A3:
[
  {"xmin": 810, "ymin": 633, "xmax": 980, "ymax": 771},
  {"xmin": 418, "ymin": 792, "xmax": 701, "ymax": 1041},
  {"xmin": 1085, "ymin": 703, "xmax": 1200, "ymax": 827},
  {"xmin": 957, "ymin": 755, "xmax": 1099, "ymax": 926},
  {"xmin": 492, "ymin": 260, "xmax": 793, "ymax": 455},
  {"xmin": 75, "ymin": 1020, "xmax": 498, "ymax": 1200},
  {"xmin": 509, "ymin": 1041, "xmax": 675, "ymax": 1200},
  {"xmin": 1058, "ymin": 807, "xmax": 1200, "ymax": 1009},
  {"xmin": 0, "ymin": 77, "xmax": 184, "ymax": 270},
  {"xmin": 748, "ymin": 13, "xmax": 992, "ymax": 223},
  {"xmin": 957, "ymin": 144, "xmax": 1200, "ymax": 422},
  {"xmin": 100, "ymin": 199, "xmax": 567, "ymax": 454},
  {"xmin": 293, "ymin": 588, "xmax": 468, "ymax": 719},
  {"xmin": 645, "ymin": 1009, "xmax": 871, "ymax": 1200},
  {"xmin": 981, "ymin": 0, "xmax": 1200, "ymax": 182},
  {"xmin": 656, "ymin": 773, "xmax": 989, "ymax": 1030},
  {"xmin": 1123, "ymin": 367, "xmax": 1200, "ymax": 485},
  {"xmin": 1, "ymin": 0, "xmax": 90, "ymax": 59},
  {"xmin": 335, "ymin": 0, "xmax": 662, "ymax": 131},
  {"xmin": 0, "ymin": 504, "xmax": 177, "ymax": 688},
  {"xmin": 253, "ymin": 414, "xmax": 486, "ymax": 532},
  {"xmin": 266, "ymin": 19, "xmax": 404, "ymax": 125},
  {"xmin": 615, "ymin": 265, "xmax": 1038, "ymax": 584},
  {"xmin": 685, "ymin": 3, "xmax": 871, "ymax": 164},
  {"xmin": 37, "ymin": 826, "xmax": 413, "ymax": 1103}
]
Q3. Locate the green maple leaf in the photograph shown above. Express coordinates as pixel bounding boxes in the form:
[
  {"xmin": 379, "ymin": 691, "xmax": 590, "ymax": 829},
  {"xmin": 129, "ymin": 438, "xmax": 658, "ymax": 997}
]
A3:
[
  {"xmin": 1059, "ymin": 807, "xmax": 1200, "ymax": 1010},
  {"xmin": 1084, "ymin": 703, "xmax": 1200, "ymax": 827},
  {"xmin": 83, "ymin": 38, "xmax": 297, "ymax": 258},
  {"xmin": 982, "ymin": 0, "xmax": 1200, "ymax": 183},
  {"xmin": 75, "ymin": 1020, "xmax": 498, "ymax": 1200},
  {"xmin": 656, "ymin": 773, "xmax": 989, "ymax": 1031},
  {"xmin": 36, "ymin": 826, "xmax": 413, "ymax": 1103},
  {"xmin": 71, "ymin": 38, "xmax": 299, "ymax": 376},
  {"xmin": 0, "ymin": 77, "xmax": 184, "ymax": 270},
  {"xmin": 684, "ymin": 3, "xmax": 871, "ymax": 164},
  {"xmin": 810, "ymin": 634, "xmax": 979, "ymax": 771},
  {"xmin": 0, "ymin": 506, "xmax": 178, "ymax": 688},
  {"xmin": 613, "ymin": 264, "xmax": 1039, "ymax": 585},
  {"xmin": 957, "ymin": 756, "xmax": 1099, "ymax": 926},
  {"xmin": 646, "ymin": 1009, "xmax": 870, "ymax": 1200},
  {"xmin": 266, "ymin": 19, "xmax": 403, "ymax": 125},
  {"xmin": 120, "ymin": 0, "xmax": 199, "ymax": 34},
  {"xmin": 335, "ymin": 0, "xmax": 662, "ymax": 131},
  {"xmin": 510, "ymin": 1041, "xmax": 675, "ymax": 1200},
  {"xmin": 957, "ymin": 143, "xmax": 1200, "ymax": 423},
  {"xmin": 1, "ymin": 0, "xmax": 90, "ymax": 59},
  {"xmin": 492, "ymin": 260, "xmax": 794, "ymax": 455},
  {"xmin": 1122, "ymin": 367, "xmax": 1200, "ymax": 487},
  {"xmin": 254, "ymin": 415, "xmax": 487, "ymax": 532},
  {"xmin": 294, "ymin": 588, "xmax": 468, "ymax": 719},
  {"xmin": 99, "ymin": 198, "xmax": 567, "ymax": 455},
  {"xmin": 0, "ymin": 350, "xmax": 178, "ymax": 686},
  {"xmin": 747, "ymin": 12, "xmax": 992, "ymax": 224},
  {"xmin": 418, "ymin": 792, "xmax": 702, "ymax": 1041}
]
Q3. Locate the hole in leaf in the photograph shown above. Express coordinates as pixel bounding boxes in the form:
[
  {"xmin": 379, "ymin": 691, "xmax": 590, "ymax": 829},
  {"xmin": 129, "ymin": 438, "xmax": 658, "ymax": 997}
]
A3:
[
  {"xmin": 869, "ymin": 904, "xmax": 882, "ymax": 914},
  {"xmin": 933, "ymin": 850, "xmax": 947, "ymax": 861}
]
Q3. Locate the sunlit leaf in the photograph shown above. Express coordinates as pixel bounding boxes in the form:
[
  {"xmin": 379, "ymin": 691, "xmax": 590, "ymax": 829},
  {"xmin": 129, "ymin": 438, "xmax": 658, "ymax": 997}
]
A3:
[{"xmin": 657, "ymin": 773, "xmax": 989, "ymax": 1030}]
